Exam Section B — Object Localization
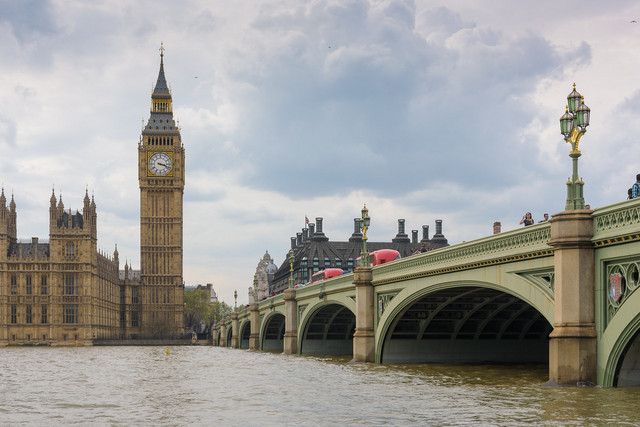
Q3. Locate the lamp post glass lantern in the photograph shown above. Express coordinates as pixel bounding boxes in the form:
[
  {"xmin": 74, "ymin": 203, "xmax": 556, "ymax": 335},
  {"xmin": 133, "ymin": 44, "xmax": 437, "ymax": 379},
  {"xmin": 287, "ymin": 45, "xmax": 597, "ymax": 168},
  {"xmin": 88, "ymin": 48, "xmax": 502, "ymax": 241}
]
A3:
[{"xmin": 559, "ymin": 83, "xmax": 590, "ymax": 210}]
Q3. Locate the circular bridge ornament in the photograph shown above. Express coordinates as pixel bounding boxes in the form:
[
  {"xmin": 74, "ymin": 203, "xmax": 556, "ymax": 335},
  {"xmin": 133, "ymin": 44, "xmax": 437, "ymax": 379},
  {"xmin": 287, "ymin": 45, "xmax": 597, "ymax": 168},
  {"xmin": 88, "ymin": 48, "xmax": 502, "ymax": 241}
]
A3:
[{"xmin": 609, "ymin": 272, "xmax": 624, "ymax": 303}]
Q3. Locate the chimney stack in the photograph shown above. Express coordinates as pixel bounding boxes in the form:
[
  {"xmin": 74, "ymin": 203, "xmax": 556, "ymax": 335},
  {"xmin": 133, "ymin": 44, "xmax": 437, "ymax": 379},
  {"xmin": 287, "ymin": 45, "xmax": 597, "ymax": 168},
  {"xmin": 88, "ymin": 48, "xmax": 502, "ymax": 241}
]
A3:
[
  {"xmin": 493, "ymin": 221, "xmax": 501, "ymax": 235},
  {"xmin": 309, "ymin": 223, "xmax": 315, "ymax": 236},
  {"xmin": 392, "ymin": 219, "xmax": 410, "ymax": 243},
  {"xmin": 349, "ymin": 218, "xmax": 363, "ymax": 242},
  {"xmin": 310, "ymin": 218, "xmax": 329, "ymax": 242},
  {"xmin": 411, "ymin": 230, "xmax": 418, "ymax": 243},
  {"xmin": 291, "ymin": 237, "xmax": 296, "ymax": 249},
  {"xmin": 430, "ymin": 220, "xmax": 448, "ymax": 248},
  {"xmin": 296, "ymin": 232, "xmax": 302, "ymax": 246},
  {"xmin": 422, "ymin": 225, "xmax": 429, "ymax": 242}
]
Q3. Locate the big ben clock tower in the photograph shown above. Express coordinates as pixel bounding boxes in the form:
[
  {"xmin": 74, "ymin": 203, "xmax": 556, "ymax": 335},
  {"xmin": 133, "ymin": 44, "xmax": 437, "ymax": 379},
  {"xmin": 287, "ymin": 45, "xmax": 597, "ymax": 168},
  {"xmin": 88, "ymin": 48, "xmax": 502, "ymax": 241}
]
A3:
[{"xmin": 139, "ymin": 44, "xmax": 185, "ymax": 337}]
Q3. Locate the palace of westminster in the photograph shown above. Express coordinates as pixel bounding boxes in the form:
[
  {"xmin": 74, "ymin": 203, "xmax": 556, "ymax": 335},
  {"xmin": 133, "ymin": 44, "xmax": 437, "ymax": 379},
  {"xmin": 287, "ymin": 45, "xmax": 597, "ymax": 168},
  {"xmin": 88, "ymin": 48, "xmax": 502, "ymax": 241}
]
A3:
[
  {"xmin": 0, "ymin": 48, "xmax": 185, "ymax": 345},
  {"xmin": 1, "ymin": 48, "xmax": 450, "ymax": 346}
]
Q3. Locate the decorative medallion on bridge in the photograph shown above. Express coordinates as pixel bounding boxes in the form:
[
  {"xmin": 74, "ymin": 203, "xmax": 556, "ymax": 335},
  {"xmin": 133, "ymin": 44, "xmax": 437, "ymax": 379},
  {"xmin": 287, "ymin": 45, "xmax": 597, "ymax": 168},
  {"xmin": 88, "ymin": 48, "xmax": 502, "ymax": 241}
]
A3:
[
  {"xmin": 605, "ymin": 261, "xmax": 640, "ymax": 328},
  {"xmin": 609, "ymin": 272, "xmax": 624, "ymax": 303}
]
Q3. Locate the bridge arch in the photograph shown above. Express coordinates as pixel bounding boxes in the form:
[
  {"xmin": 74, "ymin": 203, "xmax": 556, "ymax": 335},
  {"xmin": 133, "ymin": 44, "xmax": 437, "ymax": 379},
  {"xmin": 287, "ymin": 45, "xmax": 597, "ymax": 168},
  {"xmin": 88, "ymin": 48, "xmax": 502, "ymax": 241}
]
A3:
[
  {"xmin": 376, "ymin": 279, "xmax": 554, "ymax": 364},
  {"xmin": 239, "ymin": 320, "xmax": 251, "ymax": 349},
  {"xmin": 601, "ymin": 289, "xmax": 640, "ymax": 386},
  {"xmin": 260, "ymin": 311, "xmax": 285, "ymax": 351},
  {"xmin": 299, "ymin": 300, "xmax": 356, "ymax": 356},
  {"xmin": 225, "ymin": 324, "xmax": 233, "ymax": 347}
]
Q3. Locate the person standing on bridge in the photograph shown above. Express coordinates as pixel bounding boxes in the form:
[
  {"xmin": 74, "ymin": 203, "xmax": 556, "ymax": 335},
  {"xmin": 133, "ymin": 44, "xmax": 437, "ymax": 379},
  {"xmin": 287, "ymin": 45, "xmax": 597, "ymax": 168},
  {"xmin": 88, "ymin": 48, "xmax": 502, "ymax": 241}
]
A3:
[
  {"xmin": 631, "ymin": 174, "xmax": 640, "ymax": 199},
  {"xmin": 520, "ymin": 212, "xmax": 534, "ymax": 226}
]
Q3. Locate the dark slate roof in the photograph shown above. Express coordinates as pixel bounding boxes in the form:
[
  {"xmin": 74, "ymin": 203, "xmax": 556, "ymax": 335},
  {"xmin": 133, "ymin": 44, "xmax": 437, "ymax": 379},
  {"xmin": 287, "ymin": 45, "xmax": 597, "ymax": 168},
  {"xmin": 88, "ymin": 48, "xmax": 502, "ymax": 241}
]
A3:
[
  {"xmin": 142, "ymin": 113, "xmax": 180, "ymax": 136},
  {"xmin": 8, "ymin": 242, "xmax": 50, "ymax": 258},
  {"xmin": 58, "ymin": 211, "xmax": 83, "ymax": 229},
  {"xmin": 142, "ymin": 52, "xmax": 180, "ymax": 137},
  {"xmin": 270, "ymin": 228, "xmax": 448, "ymax": 294},
  {"xmin": 153, "ymin": 53, "xmax": 171, "ymax": 99}
]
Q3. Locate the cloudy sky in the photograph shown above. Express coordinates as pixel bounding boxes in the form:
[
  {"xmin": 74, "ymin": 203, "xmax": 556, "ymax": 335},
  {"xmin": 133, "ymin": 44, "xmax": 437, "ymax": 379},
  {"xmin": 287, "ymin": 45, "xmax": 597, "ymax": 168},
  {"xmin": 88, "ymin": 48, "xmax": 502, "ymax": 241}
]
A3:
[{"xmin": 1, "ymin": 0, "xmax": 639, "ymax": 304}]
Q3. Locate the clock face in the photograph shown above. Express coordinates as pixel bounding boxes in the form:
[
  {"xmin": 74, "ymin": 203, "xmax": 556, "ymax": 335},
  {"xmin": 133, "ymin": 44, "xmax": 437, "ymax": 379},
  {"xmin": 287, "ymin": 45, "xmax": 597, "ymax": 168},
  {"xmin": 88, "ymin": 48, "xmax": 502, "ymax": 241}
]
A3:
[{"xmin": 148, "ymin": 152, "xmax": 172, "ymax": 176}]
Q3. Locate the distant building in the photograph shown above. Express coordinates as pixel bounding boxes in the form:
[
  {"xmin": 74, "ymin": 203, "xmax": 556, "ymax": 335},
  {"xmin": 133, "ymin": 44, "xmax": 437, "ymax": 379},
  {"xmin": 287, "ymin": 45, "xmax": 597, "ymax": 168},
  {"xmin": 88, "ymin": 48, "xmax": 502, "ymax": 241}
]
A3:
[
  {"xmin": 248, "ymin": 251, "xmax": 278, "ymax": 302},
  {"xmin": 270, "ymin": 217, "xmax": 448, "ymax": 294},
  {"xmin": 196, "ymin": 283, "xmax": 218, "ymax": 304}
]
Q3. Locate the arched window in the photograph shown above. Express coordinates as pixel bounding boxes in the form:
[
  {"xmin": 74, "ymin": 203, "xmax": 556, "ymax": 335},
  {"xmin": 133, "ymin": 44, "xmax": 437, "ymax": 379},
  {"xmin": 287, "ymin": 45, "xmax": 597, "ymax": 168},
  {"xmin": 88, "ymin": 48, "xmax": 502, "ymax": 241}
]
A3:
[{"xmin": 66, "ymin": 242, "xmax": 75, "ymax": 258}]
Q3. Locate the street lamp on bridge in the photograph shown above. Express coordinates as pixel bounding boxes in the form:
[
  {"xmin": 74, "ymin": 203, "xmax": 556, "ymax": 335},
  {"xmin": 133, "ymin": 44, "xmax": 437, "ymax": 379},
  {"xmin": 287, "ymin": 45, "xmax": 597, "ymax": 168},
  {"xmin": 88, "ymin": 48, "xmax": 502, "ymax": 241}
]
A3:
[
  {"xmin": 359, "ymin": 204, "xmax": 371, "ymax": 268},
  {"xmin": 253, "ymin": 274, "xmax": 258, "ymax": 303},
  {"xmin": 234, "ymin": 289, "xmax": 237, "ymax": 311},
  {"xmin": 288, "ymin": 248, "xmax": 295, "ymax": 289},
  {"xmin": 559, "ymin": 83, "xmax": 591, "ymax": 210}
]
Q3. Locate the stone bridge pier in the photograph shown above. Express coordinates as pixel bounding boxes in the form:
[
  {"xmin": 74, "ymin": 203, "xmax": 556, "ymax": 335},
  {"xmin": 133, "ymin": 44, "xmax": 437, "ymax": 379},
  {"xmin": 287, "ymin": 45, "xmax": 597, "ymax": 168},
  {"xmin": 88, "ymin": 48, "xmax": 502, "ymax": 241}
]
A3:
[
  {"xmin": 353, "ymin": 266, "xmax": 374, "ymax": 363},
  {"xmin": 548, "ymin": 210, "xmax": 596, "ymax": 385}
]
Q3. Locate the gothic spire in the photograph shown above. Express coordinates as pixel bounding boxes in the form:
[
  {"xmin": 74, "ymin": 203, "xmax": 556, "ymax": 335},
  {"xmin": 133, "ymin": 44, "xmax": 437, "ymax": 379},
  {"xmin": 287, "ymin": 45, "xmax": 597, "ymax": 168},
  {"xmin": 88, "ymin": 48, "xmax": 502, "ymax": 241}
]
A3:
[{"xmin": 153, "ymin": 42, "xmax": 171, "ymax": 99}]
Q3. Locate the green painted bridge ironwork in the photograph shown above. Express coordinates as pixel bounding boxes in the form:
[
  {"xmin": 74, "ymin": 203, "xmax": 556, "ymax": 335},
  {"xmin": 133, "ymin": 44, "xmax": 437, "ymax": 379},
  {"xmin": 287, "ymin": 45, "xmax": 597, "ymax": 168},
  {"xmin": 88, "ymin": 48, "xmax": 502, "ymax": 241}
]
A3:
[{"xmin": 214, "ymin": 198, "xmax": 640, "ymax": 387}]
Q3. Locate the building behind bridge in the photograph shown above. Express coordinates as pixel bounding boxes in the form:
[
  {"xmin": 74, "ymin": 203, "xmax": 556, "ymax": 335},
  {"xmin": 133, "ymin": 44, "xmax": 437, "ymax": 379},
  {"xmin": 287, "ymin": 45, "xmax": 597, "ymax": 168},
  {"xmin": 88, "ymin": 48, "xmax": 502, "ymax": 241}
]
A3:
[{"xmin": 269, "ymin": 217, "xmax": 449, "ymax": 294}]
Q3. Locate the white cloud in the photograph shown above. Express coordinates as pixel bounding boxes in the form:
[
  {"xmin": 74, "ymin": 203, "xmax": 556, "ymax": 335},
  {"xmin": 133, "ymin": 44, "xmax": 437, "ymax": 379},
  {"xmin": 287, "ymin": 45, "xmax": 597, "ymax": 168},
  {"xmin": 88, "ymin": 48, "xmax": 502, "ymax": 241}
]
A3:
[{"xmin": 1, "ymin": 0, "xmax": 640, "ymax": 304}]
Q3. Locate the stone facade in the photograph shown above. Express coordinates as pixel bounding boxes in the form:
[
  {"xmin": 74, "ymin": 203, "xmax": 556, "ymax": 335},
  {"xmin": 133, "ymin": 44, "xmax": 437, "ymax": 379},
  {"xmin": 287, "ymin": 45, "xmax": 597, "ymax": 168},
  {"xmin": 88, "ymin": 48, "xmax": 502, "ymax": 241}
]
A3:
[
  {"xmin": 0, "ymin": 189, "xmax": 122, "ymax": 345},
  {"xmin": 138, "ymin": 46, "xmax": 185, "ymax": 338},
  {"xmin": 0, "ymin": 48, "xmax": 185, "ymax": 345}
]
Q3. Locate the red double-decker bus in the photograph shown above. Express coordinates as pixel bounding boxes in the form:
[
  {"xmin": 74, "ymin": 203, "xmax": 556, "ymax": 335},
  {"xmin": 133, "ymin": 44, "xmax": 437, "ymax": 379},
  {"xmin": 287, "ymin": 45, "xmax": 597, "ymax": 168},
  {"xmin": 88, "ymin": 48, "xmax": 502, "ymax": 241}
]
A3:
[
  {"xmin": 356, "ymin": 249, "xmax": 401, "ymax": 267},
  {"xmin": 311, "ymin": 268, "xmax": 345, "ymax": 283}
]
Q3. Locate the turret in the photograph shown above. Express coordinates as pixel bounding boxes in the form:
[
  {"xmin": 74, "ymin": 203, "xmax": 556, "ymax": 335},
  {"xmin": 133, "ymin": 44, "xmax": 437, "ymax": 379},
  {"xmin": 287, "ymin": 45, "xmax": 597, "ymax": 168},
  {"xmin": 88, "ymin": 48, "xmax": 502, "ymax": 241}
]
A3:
[
  {"xmin": 0, "ymin": 187, "xmax": 6, "ymax": 220},
  {"xmin": 8, "ymin": 193, "xmax": 16, "ymax": 241},
  {"xmin": 89, "ymin": 194, "xmax": 97, "ymax": 238},
  {"xmin": 113, "ymin": 244, "xmax": 120, "ymax": 270},
  {"xmin": 0, "ymin": 188, "xmax": 8, "ymax": 259}
]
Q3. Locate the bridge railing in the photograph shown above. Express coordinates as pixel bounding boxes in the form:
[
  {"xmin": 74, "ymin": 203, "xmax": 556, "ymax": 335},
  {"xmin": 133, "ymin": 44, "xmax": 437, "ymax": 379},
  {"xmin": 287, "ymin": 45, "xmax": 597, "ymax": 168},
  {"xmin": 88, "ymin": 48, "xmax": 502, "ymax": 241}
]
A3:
[
  {"xmin": 372, "ymin": 221, "xmax": 552, "ymax": 285},
  {"xmin": 592, "ymin": 198, "xmax": 640, "ymax": 243}
]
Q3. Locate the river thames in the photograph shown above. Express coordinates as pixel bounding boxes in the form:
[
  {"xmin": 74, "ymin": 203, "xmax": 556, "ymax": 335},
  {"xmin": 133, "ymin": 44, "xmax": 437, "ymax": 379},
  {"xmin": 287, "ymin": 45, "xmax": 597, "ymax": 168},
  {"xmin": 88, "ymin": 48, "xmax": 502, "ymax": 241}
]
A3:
[{"xmin": 1, "ymin": 346, "xmax": 639, "ymax": 425}]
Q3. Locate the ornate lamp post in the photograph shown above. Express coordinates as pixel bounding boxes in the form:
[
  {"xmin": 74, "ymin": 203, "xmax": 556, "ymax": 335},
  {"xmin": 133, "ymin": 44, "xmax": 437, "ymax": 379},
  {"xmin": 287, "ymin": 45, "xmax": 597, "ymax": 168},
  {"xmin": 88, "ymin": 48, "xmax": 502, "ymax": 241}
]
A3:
[
  {"xmin": 287, "ymin": 248, "xmax": 295, "ymax": 289},
  {"xmin": 559, "ymin": 83, "xmax": 591, "ymax": 210},
  {"xmin": 359, "ymin": 204, "xmax": 371, "ymax": 268},
  {"xmin": 234, "ymin": 289, "xmax": 237, "ymax": 311},
  {"xmin": 253, "ymin": 274, "xmax": 258, "ymax": 303}
]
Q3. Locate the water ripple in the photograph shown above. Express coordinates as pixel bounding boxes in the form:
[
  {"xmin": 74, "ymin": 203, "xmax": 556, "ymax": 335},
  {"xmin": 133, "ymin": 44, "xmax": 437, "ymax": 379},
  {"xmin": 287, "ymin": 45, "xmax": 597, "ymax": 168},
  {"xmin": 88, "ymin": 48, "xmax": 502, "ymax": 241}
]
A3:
[{"xmin": 1, "ymin": 347, "xmax": 640, "ymax": 425}]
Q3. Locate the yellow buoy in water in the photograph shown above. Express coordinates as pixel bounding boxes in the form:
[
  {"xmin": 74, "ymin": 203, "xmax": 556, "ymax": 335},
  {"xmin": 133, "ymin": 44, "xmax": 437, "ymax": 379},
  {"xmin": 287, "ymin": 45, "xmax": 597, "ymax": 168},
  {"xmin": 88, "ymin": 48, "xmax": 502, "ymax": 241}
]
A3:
[{"xmin": 166, "ymin": 347, "xmax": 170, "ymax": 355}]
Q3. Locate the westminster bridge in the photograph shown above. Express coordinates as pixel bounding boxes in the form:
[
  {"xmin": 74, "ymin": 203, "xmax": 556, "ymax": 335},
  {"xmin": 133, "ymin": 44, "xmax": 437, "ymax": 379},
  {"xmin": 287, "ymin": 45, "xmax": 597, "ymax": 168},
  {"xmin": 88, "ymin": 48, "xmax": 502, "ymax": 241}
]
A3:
[{"xmin": 213, "ymin": 198, "xmax": 640, "ymax": 387}]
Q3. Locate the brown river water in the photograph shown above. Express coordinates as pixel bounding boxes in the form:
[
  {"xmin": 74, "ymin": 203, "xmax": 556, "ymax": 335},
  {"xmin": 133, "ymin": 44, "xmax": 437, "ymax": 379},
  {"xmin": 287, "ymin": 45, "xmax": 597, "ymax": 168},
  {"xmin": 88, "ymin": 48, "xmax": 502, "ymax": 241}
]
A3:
[{"xmin": 1, "ymin": 346, "xmax": 639, "ymax": 425}]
